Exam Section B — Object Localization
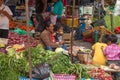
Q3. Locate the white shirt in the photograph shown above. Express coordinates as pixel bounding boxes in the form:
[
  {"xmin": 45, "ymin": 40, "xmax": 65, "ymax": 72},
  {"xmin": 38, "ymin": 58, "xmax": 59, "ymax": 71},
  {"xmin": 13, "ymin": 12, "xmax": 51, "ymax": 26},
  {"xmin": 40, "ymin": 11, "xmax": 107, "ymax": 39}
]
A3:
[{"xmin": 0, "ymin": 4, "xmax": 13, "ymax": 30}]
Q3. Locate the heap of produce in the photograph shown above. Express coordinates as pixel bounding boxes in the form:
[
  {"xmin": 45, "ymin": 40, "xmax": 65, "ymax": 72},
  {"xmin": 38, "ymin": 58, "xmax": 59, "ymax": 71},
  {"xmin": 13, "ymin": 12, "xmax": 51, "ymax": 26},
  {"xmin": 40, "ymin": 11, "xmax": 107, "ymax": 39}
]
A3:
[
  {"xmin": 88, "ymin": 68, "xmax": 112, "ymax": 80},
  {"xmin": 8, "ymin": 32, "xmax": 38, "ymax": 47},
  {"xmin": 9, "ymin": 21, "xmax": 35, "ymax": 31},
  {"xmin": 0, "ymin": 44, "xmax": 113, "ymax": 80}
]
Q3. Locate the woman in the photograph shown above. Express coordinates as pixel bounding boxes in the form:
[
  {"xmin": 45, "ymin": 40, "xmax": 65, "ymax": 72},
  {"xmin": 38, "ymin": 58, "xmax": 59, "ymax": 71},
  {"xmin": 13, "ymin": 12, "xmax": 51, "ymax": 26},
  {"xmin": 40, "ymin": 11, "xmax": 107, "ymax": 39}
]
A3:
[
  {"xmin": 51, "ymin": 0, "xmax": 63, "ymax": 24},
  {"xmin": 40, "ymin": 21, "xmax": 64, "ymax": 50}
]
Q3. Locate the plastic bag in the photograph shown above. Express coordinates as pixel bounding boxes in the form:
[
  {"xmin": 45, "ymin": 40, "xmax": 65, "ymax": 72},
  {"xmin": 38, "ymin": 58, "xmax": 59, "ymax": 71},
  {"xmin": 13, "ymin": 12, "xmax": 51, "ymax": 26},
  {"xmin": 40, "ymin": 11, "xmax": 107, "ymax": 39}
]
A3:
[
  {"xmin": 32, "ymin": 63, "xmax": 50, "ymax": 79},
  {"xmin": 13, "ymin": 28, "xmax": 27, "ymax": 35}
]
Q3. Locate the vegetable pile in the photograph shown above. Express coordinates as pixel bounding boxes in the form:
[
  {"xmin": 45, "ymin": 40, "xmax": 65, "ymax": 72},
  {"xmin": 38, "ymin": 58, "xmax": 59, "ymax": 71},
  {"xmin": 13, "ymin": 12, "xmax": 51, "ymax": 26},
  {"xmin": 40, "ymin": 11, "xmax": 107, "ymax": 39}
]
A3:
[
  {"xmin": 8, "ymin": 32, "xmax": 38, "ymax": 47},
  {"xmin": 9, "ymin": 21, "xmax": 35, "ymax": 31},
  {"xmin": 88, "ymin": 68, "xmax": 112, "ymax": 80}
]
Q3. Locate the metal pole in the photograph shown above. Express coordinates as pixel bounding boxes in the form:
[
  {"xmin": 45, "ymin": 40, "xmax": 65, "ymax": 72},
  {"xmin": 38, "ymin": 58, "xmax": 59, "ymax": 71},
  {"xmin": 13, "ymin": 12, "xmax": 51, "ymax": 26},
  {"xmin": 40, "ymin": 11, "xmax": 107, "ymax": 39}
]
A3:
[
  {"xmin": 25, "ymin": 0, "xmax": 32, "ymax": 80},
  {"xmin": 70, "ymin": 0, "xmax": 75, "ymax": 63}
]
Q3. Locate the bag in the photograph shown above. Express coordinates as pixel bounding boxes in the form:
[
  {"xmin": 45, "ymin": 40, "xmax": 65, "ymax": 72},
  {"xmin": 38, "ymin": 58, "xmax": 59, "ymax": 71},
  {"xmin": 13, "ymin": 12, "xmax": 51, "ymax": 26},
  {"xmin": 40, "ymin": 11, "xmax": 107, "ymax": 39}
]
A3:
[
  {"xmin": 32, "ymin": 63, "xmax": 50, "ymax": 79},
  {"xmin": 13, "ymin": 28, "xmax": 27, "ymax": 35}
]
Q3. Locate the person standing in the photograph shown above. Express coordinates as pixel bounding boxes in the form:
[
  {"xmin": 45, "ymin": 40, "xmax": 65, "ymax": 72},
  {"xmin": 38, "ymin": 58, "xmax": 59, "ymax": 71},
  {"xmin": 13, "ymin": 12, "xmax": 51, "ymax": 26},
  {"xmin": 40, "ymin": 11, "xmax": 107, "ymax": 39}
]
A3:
[
  {"xmin": 35, "ymin": 0, "xmax": 47, "ymax": 32},
  {"xmin": 51, "ymin": 0, "xmax": 63, "ymax": 23},
  {"xmin": 0, "ymin": 0, "xmax": 13, "ymax": 46}
]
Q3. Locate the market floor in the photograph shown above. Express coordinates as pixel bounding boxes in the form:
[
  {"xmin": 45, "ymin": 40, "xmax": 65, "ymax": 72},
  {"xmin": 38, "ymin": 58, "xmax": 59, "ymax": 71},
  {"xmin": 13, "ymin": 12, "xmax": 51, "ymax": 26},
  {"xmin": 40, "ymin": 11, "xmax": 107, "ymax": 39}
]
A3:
[{"xmin": 74, "ymin": 40, "xmax": 93, "ymax": 49}]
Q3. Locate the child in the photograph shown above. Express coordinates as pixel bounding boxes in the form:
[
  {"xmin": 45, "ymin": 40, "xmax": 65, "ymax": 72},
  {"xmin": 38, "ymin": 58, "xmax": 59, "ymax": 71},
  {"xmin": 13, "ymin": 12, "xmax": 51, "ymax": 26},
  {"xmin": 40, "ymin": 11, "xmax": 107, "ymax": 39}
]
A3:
[
  {"xmin": 104, "ymin": 34, "xmax": 120, "ymax": 65},
  {"xmin": 103, "ymin": 34, "xmax": 120, "ymax": 79},
  {"xmin": 92, "ymin": 34, "xmax": 109, "ymax": 66},
  {"xmin": 54, "ymin": 23, "xmax": 67, "ymax": 50},
  {"xmin": 54, "ymin": 23, "xmax": 63, "ymax": 42},
  {"xmin": 0, "ymin": 0, "xmax": 13, "ymax": 46}
]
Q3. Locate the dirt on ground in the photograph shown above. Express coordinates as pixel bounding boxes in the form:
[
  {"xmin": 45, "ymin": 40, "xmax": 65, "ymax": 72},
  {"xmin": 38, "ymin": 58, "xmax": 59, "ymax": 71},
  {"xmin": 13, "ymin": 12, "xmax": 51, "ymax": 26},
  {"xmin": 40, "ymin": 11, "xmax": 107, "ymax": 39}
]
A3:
[{"xmin": 74, "ymin": 40, "xmax": 93, "ymax": 49}]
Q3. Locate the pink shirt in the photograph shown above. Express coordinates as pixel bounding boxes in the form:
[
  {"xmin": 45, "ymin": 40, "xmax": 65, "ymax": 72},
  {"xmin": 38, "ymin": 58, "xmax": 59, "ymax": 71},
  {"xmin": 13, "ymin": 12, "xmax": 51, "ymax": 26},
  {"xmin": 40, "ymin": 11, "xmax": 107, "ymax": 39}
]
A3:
[{"xmin": 104, "ymin": 44, "xmax": 120, "ymax": 60}]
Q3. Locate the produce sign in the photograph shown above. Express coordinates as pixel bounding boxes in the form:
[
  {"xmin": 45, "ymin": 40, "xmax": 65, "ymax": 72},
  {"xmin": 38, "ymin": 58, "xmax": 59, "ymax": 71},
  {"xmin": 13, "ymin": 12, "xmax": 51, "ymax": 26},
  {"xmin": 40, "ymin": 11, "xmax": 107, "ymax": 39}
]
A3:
[{"xmin": 8, "ymin": 32, "xmax": 38, "ymax": 47}]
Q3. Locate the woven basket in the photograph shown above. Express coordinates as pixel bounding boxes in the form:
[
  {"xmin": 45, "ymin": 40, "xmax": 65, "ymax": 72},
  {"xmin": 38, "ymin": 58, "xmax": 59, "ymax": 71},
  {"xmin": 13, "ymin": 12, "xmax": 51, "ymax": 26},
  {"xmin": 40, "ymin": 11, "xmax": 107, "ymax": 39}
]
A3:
[{"xmin": 83, "ymin": 30, "xmax": 93, "ymax": 38}]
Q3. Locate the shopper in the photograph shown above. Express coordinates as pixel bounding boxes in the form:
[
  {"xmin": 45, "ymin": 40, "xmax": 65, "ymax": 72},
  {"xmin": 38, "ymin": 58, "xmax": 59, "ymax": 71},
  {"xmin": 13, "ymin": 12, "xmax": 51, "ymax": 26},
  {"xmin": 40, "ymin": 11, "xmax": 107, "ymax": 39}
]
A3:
[
  {"xmin": 103, "ymin": 34, "xmax": 120, "ymax": 65},
  {"xmin": 0, "ymin": 0, "xmax": 13, "ymax": 45},
  {"xmin": 92, "ymin": 34, "xmax": 109, "ymax": 66},
  {"xmin": 103, "ymin": 34, "xmax": 120, "ymax": 79},
  {"xmin": 40, "ymin": 21, "xmax": 64, "ymax": 50},
  {"xmin": 51, "ymin": 0, "xmax": 63, "ymax": 23}
]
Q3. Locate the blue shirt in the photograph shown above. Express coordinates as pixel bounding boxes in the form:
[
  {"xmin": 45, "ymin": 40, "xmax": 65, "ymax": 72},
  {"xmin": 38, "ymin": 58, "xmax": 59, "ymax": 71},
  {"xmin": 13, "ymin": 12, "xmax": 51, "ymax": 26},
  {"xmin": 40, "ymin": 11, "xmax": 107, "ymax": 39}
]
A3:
[{"xmin": 52, "ymin": 0, "xmax": 63, "ymax": 18}]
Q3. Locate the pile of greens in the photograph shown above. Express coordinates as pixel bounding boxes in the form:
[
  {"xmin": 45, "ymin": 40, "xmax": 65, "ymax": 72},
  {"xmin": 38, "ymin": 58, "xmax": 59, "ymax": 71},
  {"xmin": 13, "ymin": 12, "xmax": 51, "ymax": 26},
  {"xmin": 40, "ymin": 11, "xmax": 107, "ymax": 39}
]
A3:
[{"xmin": 0, "ymin": 44, "xmax": 91, "ymax": 80}]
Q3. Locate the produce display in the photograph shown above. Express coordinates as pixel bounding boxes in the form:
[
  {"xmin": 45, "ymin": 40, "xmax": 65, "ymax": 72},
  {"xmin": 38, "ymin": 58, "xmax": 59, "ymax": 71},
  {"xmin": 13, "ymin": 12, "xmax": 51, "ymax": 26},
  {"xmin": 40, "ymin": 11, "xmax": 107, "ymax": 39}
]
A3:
[
  {"xmin": 9, "ymin": 21, "xmax": 35, "ymax": 31},
  {"xmin": 88, "ymin": 68, "xmax": 112, "ymax": 80},
  {"xmin": 8, "ymin": 32, "xmax": 38, "ymax": 47}
]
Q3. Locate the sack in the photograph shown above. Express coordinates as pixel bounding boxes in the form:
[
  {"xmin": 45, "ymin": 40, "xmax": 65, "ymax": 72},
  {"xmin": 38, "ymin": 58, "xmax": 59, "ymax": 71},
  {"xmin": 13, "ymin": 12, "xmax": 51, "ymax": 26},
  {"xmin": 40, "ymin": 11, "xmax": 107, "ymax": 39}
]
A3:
[{"xmin": 32, "ymin": 63, "xmax": 50, "ymax": 79}]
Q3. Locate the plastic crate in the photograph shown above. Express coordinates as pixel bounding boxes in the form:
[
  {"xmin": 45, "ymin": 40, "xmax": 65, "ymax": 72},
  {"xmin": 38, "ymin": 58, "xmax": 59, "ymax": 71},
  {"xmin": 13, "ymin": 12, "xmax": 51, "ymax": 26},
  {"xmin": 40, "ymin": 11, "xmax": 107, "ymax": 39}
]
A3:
[
  {"xmin": 19, "ymin": 76, "xmax": 38, "ymax": 80},
  {"xmin": 53, "ymin": 74, "xmax": 76, "ymax": 80}
]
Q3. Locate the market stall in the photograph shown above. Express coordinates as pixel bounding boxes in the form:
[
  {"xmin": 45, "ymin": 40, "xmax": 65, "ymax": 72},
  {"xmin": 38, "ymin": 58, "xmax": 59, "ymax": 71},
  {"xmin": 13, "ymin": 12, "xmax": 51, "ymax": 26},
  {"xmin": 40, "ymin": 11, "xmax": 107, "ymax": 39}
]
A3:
[{"xmin": 0, "ymin": 0, "xmax": 120, "ymax": 80}]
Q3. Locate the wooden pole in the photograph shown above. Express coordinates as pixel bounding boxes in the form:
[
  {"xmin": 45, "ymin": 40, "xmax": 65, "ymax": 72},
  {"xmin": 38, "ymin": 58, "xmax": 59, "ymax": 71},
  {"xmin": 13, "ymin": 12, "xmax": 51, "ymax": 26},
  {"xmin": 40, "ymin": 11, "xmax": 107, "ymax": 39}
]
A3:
[
  {"xmin": 110, "ymin": 12, "xmax": 114, "ymax": 32},
  {"xmin": 25, "ymin": 0, "xmax": 32, "ymax": 80},
  {"xmin": 70, "ymin": 0, "xmax": 75, "ymax": 63}
]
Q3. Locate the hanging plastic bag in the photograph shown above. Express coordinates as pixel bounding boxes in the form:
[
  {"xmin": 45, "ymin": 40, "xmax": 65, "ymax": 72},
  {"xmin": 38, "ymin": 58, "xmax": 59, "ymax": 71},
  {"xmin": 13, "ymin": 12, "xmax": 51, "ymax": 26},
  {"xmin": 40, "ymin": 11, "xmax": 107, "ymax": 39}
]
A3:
[{"xmin": 32, "ymin": 63, "xmax": 50, "ymax": 79}]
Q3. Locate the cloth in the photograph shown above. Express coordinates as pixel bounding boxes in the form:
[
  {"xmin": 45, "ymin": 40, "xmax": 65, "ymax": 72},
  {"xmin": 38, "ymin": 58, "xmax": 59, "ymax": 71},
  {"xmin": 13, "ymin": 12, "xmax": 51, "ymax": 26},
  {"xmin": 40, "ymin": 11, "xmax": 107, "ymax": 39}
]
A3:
[
  {"xmin": 0, "ymin": 4, "xmax": 13, "ymax": 30},
  {"xmin": 0, "ymin": 29, "xmax": 9, "ymax": 38},
  {"xmin": 40, "ymin": 30, "xmax": 58, "ymax": 48},
  {"xmin": 92, "ymin": 42, "xmax": 107, "ymax": 66},
  {"xmin": 104, "ymin": 44, "xmax": 120, "ymax": 60},
  {"xmin": 52, "ymin": 0, "xmax": 63, "ymax": 18},
  {"xmin": 50, "ymin": 15, "xmax": 57, "ymax": 25}
]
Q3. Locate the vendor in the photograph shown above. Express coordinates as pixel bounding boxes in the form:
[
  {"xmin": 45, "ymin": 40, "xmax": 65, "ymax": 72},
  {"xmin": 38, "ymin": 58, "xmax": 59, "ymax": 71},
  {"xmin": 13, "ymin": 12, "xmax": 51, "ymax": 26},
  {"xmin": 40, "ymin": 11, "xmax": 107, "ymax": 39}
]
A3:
[
  {"xmin": 0, "ymin": 0, "xmax": 13, "ymax": 45},
  {"xmin": 40, "ymin": 21, "xmax": 64, "ymax": 50}
]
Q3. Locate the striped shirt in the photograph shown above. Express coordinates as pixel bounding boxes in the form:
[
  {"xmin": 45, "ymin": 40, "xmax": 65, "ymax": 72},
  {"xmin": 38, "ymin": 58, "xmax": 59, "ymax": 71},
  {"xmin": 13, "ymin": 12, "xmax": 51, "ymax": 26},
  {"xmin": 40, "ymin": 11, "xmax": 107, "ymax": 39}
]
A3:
[{"xmin": 104, "ymin": 44, "xmax": 120, "ymax": 60}]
